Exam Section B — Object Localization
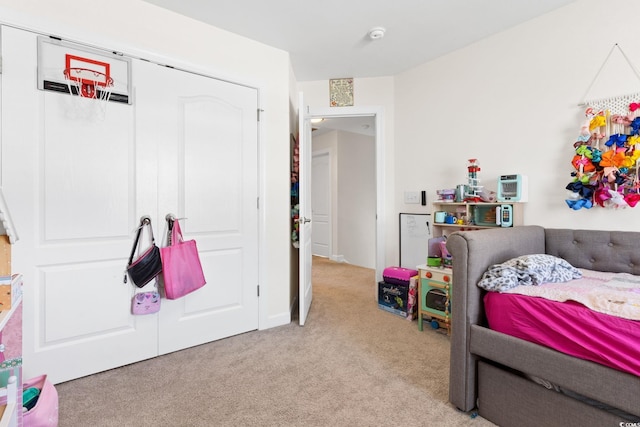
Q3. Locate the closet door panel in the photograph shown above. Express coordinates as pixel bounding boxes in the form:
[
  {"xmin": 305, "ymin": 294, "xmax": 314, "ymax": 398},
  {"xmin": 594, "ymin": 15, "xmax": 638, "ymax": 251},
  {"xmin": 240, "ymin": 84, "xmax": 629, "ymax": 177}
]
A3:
[
  {"xmin": 42, "ymin": 96, "xmax": 131, "ymax": 240},
  {"xmin": 1, "ymin": 27, "xmax": 158, "ymax": 384},
  {"xmin": 134, "ymin": 61, "xmax": 259, "ymax": 355}
]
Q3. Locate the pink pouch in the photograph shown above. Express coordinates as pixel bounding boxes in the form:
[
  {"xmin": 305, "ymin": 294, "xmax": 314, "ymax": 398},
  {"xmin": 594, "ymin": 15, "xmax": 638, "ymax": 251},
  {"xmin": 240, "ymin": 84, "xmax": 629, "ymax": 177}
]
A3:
[
  {"xmin": 160, "ymin": 219, "xmax": 206, "ymax": 300},
  {"xmin": 131, "ymin": 291, "xmax": 161, "ymax": 315},
  {"xmin": 383, "ymin": 266, "xmax": 418, "ymax": 283},
  {"xmin": 23, "ymin": 374, "xmax": 59, "ymax": 427}
]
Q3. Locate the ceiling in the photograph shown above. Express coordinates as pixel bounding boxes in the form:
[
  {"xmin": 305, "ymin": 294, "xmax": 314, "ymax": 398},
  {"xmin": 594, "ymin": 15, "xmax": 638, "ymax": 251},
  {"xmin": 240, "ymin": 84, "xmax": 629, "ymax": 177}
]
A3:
[
  {"xmin": 141, "ymin": 0, "xmax": 576, "ymax": 136},
  {"xmin": 142, "ymin": 0, "xmax": 576, "ymax": 82}
]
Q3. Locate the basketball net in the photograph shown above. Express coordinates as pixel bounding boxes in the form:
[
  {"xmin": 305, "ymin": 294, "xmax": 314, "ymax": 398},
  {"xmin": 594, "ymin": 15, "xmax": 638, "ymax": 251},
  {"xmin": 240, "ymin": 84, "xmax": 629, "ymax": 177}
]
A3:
[{"xmin": 63, "ymin": 67, "xmax": 114, "ymax": 121}]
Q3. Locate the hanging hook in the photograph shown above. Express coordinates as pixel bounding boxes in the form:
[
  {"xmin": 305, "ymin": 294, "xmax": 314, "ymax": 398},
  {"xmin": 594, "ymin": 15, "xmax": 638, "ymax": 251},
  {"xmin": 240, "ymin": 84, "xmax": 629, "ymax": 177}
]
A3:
[
  {"xmin": 165, "ymin": 213, "xmax": 176, "ymax": 231},
  {"xmin": 165, "ymin": 214, "xmax": 188, "ymax": 223}
]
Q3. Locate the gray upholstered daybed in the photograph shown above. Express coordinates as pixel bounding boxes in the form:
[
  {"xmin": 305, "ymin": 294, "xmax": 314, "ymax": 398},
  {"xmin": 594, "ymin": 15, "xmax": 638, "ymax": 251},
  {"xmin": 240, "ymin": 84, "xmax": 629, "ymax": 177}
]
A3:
[{"xmin": 447, "ymin": 225, "xmax": 640, "ymax": 427}]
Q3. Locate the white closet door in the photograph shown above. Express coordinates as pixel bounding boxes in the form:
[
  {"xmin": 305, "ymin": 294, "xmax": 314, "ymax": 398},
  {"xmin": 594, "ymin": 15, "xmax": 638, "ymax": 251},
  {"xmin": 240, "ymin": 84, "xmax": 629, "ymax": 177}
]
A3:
[
  {"xmin": 2, "ymin": 26, "xmax": 259, "ymax": 383},
  {"xmin": 134, "ymin": 61, "xmax": 259, "ymax": 354},
  {"xmin": 1, "ymin": 27, "xmax": 157, "ymax": 384}
]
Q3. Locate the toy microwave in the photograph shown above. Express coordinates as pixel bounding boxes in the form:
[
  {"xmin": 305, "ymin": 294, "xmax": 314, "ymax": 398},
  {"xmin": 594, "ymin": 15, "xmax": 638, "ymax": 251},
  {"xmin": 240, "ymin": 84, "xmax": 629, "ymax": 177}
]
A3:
[{"xmin": 473, "ymin": 205, "xmax": 513, "ymax": 227}]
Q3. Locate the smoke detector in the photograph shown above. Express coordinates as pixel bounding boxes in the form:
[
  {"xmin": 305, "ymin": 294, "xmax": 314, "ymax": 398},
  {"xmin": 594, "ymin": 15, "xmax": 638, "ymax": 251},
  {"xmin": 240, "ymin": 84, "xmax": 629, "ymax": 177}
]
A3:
[{"xmin": 368, "ymin": 27, "xmax": 386, "ymax": 40}]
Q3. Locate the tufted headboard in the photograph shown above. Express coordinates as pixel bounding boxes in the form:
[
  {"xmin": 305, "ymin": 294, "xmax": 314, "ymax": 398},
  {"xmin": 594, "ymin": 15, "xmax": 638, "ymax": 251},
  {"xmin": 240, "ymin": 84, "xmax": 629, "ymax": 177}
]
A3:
[{"xmin": 545, "ymin": 228, "xmax": 640, "ymax": 276}]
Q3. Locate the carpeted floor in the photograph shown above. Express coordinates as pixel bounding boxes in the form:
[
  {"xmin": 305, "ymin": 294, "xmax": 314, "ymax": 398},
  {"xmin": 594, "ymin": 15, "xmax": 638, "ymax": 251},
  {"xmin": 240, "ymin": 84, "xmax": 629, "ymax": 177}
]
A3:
[{"xmin": 55, "ymin": 257, "xmax": 494, "ymax": 426}]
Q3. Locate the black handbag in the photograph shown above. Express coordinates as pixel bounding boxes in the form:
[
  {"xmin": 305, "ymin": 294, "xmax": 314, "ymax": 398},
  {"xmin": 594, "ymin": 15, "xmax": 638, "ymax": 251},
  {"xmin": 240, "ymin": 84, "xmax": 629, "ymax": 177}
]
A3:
[{"xmin": 125, "ymin": 216, "xmax": 163, "ymax": 288}]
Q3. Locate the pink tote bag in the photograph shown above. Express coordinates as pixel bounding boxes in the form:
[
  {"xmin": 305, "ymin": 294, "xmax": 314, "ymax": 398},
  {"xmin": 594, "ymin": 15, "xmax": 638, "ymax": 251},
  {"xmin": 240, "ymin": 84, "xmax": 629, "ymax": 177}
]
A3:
[{"xmin": 160, "ymin": 219, "xmax": 206, "ymax": 299}]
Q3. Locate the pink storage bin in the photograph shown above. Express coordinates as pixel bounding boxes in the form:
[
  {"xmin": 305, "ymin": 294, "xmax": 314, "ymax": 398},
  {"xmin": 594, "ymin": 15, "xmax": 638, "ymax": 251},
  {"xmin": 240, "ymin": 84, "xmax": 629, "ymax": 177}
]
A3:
[{"xmin": 383, "ymin": 266, "xmax": 418, "ymax": 284}]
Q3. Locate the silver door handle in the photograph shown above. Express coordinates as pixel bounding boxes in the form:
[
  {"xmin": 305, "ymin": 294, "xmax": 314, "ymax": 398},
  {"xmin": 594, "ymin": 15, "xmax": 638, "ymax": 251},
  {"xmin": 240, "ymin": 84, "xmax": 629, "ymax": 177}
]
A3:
[{"xmin": 298, "ymin": 217, "xmax": 311, "ymax": 224}]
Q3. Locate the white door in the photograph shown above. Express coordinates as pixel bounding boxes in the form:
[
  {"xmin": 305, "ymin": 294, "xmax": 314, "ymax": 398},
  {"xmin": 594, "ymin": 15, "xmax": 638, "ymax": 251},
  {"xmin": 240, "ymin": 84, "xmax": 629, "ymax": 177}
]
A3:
[
  {"xmin": 1, "ymin": 27, "xmax": 259, "ymax": 383},
  {"xmin": 135, "ymin": 61, "xmax": 259, "ymax": 354},
  {"xmin": 2, "ymin": 27, "xmax": 154, "ymax": 383},
  {"xmin": 298, "ymin": 94, "xmax": 313, "ymax": 326},
  {"xmin": 311, "ymin": 151, "xmax": 331, "ymax": 258}
]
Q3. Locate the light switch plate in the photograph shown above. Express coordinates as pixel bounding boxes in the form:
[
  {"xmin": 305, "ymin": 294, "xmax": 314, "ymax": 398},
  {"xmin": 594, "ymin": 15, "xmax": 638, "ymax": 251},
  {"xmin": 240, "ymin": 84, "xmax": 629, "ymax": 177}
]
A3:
[{"xmin": 404, "ymin": 191, "xmax": 420, "ymax": 204}]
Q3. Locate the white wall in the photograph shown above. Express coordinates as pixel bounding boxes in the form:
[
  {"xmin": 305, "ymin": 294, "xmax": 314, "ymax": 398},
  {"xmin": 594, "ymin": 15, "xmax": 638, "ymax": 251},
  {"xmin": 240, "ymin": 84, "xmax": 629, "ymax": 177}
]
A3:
[
  {"xmin": 0, "ymin": 0, "xmax": 292, "ymax": 328},
  {"xmin": 394, "ymin": 0, "xmax": 640, "ymax": 247},
  {"xmin": 337, "ymin": 131, "xmax": 376, "ymax": 268},
  {"xmin": 312, "ymin": 130, "xmax": 376, "ymax": 268},
  {"xmin": 303, "ymin": 0, "xmax": 640, "ymax": 266}
]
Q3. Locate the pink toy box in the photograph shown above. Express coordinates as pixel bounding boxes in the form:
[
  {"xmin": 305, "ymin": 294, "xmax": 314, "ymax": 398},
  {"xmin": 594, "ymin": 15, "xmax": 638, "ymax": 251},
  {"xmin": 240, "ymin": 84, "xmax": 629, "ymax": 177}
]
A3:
[
  {"xmin": 378, "ymin": 268, "xmax": 418, "ymax": 319},
  {"xmin": 383, "ymin": 266, "xmax": 418, "ymax": 285}
]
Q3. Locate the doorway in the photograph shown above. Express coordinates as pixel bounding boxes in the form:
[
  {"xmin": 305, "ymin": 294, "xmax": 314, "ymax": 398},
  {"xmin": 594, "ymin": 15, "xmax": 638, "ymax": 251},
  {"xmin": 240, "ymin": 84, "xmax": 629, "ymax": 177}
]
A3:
[
  {"xmin": 307, "ymin": 107, "xmax": 385, "ymax": 284},
  {"xmin": 311, "ymin": 118, "xmax": 376, "ymax": 268}
]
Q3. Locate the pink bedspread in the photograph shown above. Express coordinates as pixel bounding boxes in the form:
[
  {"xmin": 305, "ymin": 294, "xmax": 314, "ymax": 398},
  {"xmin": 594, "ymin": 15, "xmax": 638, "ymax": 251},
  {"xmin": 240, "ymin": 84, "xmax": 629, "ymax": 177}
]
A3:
[{"xmin": 484, "ymin": 291, "xmax": 640, "ymax": 377}]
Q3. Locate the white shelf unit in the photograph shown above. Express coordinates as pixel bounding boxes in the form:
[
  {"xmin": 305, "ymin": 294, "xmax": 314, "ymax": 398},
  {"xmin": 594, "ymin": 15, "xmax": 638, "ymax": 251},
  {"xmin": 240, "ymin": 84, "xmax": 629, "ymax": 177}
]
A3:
[{"xmin": 432, "ymin": 202, "xmax": 524, "ymax": 238}]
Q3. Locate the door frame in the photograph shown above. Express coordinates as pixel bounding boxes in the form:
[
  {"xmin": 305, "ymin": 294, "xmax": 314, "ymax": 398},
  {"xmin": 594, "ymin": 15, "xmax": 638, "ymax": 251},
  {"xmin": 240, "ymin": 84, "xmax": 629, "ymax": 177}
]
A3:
[{"xmin": 307, "ymin": 106, "xmax": 386, "ymax": 285}]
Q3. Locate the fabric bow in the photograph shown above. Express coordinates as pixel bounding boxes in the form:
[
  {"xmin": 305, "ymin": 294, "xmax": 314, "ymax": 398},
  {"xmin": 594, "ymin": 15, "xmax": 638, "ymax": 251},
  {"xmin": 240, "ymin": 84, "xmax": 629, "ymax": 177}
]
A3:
[
  {"xmin": 565, "ymin": 181, "xmax": 594, "ymax": 199},
  {"xmin": 602, "ymin": 166, "xmax": 620, "ymax": 183},
  {"xmin": 565, "ymin": 198, "xmax": 593, "ymax": 210},
  {"xmin": 628, "ymin": 135, "xmax": 640, "ymax": 146},
  {"xmin": 575, "ymin": 173, "xmax": 591, "ymax": 184},
  {"xmin": 599, "ymin": 149, "xmax": 627, "ymax": 168},
  {"xmin": 589, "ymin": 114, "xmax": 606, "ymax": 131},
  {"xmin": 630, "ymin": 102, "xmax": 640, "ymax": 112},
  {"xmin": 571, "ymin": 154, "xmax": 595, "ymax": 172},
  {"xmin": 614, "ymin": 171, "xmax": 627, "ymax": 186},
  {"xmin": 575, "ymin": 145, "xmax": 592, "ymax": 158},
  {"xmin": 608, "ymin": 188, "xmax": 629, "ymax": 208},
  {"xmin": 605, "ymin": 133, "xmax": 627, "ymax": 148},
  {"xmin": 611, "ymin": 114, "xmax": 633, "ymax": 125},
  {"xmin": 621, "ymin": 149, "xmax": 640, "ymax": 168},
  {"xmin": 624, "ymin": 192, "xmax": 640, "ymax": 207},
  {"xmin": 594, "ymin": 186, "xmax": 612, "ymax": 207},
  {"xmin": 631, "ymin": 117, "xmax": 640, "ymax": 135}
]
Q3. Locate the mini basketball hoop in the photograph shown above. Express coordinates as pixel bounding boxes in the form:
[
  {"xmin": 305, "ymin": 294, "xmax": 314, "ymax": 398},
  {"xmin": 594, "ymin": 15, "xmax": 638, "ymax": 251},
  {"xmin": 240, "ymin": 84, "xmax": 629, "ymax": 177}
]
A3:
[
  {"xmin": 63, "ymin": 67, "xmax": 113, "ymax": 101},
  {"xmin": 62, "ymin": 54, "xmax": 114, "ymax": 120}
]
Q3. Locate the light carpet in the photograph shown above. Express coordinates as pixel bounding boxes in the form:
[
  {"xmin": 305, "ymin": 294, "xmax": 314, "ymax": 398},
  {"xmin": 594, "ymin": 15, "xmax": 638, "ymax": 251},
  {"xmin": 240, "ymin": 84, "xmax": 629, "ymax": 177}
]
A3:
[{"xmin": 55, "ymin": 257, "xmax": 494, "ymax": 426}]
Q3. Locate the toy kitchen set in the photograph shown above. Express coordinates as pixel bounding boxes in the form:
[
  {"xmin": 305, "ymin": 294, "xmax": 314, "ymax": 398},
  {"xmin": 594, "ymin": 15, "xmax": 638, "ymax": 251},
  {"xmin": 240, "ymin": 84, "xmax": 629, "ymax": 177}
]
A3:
[
  {"xmin": 416, "ymin": 160, "xmax": 527, "ymax": 333},
  {"xmin": 432, "ymin": 160, "xmax": 527, "ymax": 237}
]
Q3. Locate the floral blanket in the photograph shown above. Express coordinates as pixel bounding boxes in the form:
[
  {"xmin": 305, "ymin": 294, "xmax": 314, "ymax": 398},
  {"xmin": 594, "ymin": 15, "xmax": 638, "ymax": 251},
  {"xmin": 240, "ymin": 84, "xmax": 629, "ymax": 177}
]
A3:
[{"xmin": 477, "ymin": 254, "xmax": 583, "ymax": 292}]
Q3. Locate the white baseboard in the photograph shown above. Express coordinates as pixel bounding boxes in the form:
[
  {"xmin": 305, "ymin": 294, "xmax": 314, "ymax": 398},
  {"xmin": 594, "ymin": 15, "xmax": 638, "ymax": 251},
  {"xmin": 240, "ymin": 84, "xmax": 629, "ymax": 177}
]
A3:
[
  {"xmin": 260, "ymin": 310, "xmax": 291, "ymax": 330},
  {"xmin": 330, "ymin": 255, "xmax": 345, "ymax": 263}
]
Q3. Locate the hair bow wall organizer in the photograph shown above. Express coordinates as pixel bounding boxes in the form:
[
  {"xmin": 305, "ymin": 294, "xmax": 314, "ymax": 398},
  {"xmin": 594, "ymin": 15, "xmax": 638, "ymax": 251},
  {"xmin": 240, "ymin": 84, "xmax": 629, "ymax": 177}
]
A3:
[{"xmin": 567, "ymin": 44, "xmax": 640, "ymax": 209}]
